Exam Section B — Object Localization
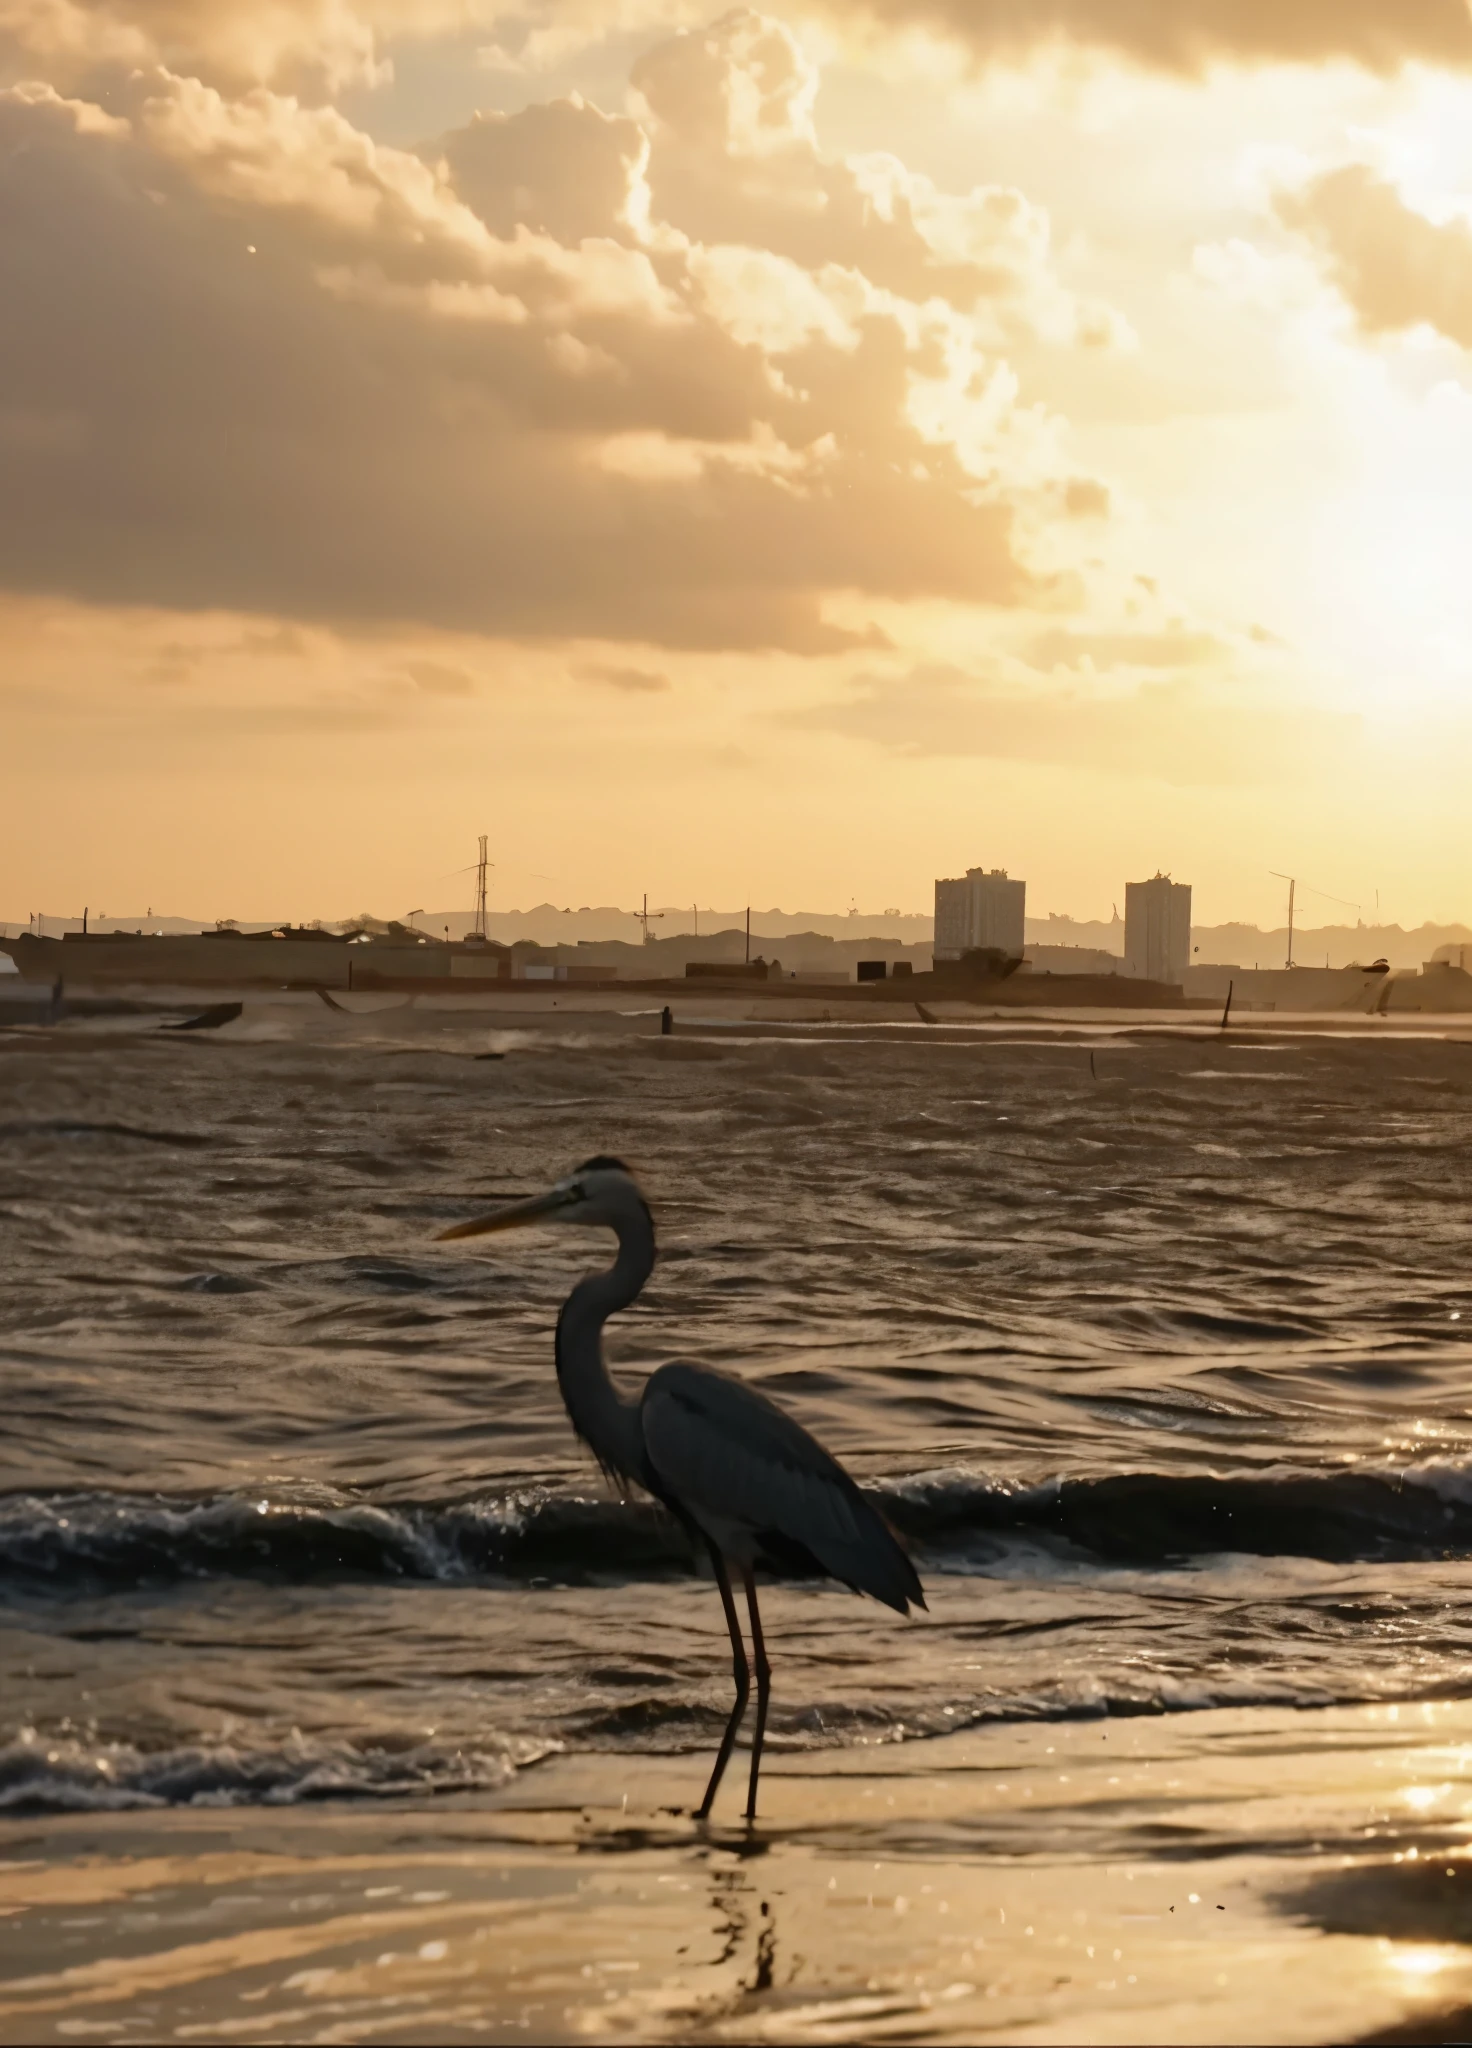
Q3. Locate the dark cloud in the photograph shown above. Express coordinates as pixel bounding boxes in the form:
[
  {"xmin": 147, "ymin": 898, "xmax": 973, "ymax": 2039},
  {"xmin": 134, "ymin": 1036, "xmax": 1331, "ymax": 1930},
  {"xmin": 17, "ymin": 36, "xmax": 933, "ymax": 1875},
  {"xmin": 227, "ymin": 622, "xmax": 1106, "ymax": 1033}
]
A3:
[
  {"xmin": 439, "ymin": 96, "xmax": 648, "ymax": 246},
  {"xmin": 1278, "ymin": 164, "xmax": 1472, "ymax": 348}
]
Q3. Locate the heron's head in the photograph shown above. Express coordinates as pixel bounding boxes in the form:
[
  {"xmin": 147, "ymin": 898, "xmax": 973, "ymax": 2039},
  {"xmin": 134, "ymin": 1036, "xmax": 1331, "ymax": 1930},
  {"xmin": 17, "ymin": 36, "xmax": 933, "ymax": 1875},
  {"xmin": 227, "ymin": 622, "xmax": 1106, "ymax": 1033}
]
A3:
[{"xmin": 436, "ymin": 1156, "xmax": 647, "ymax": 1241}]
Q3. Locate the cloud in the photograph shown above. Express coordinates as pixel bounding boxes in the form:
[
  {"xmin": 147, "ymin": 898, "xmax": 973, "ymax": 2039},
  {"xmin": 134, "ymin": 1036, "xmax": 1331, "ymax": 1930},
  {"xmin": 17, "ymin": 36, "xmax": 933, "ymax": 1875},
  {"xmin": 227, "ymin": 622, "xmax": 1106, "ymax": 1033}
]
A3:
[
  {"xmin": 1276, "ymin": 164, "xmax": 1472, "ymax": 349},
  {"xmin": 240, "ymin": 621, "xmax": 323, "ymax": 657},
  {"xmin": 403, "ymin": 658, "xmax": 477, "ymax": 694},
  {"xmin": 0, "ymin": 0, "xmax": 391, "ymax": 90},
  {"xmin": 0, "ymin": 20, "xmax": 1106, "ymax": 652},
  {"xmin": 1022, "ymin": 625, "xmax": 1224, "ymax": 672},
  {"xmin": 813, "ymin": 0, "xmax": 1472, "ymax": 74},
  {"xmin": 628, "ymin": 11, "xmax": 1121, "ymax": 345},
  {"xmin": 787, "ymin": 662, "xmax": 1357, "ymax": 785},
  {"xmin": 578, "ymin": 662, "xmax": 672, "ymax": 691},
  {"xmin": 439, "ymin": 94, "xmax": 650, "ymax": 245},
  {"xmin": 10, "ymin": 0, "xmax": 1465, "ymax": 109},
  {"xmin": 1061, "ymin": 477, "xmax": 1109, "ymax": 518},
  {"xmin": 139, "ymin": 642, "xmax": 200, "ymax": 686},
  {"xmin": 192, "ymin": 697, "xmax": 407, "ymax": 734},
  {"xmin": 632, "ymin": 7, "xmax": 819, "ymax": 154}
]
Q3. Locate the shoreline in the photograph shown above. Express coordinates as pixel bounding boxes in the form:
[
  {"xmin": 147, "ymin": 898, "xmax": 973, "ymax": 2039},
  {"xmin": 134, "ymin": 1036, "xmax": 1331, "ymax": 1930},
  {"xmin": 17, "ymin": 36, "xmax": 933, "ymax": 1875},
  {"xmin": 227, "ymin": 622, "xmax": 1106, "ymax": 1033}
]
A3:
[
  {"xmin": 7, "ymin": 1698, "xmax": 1472, "ymax": 2043},
  {"xmin": 5, "ymin": 982, "xmax": 1472, "ymax": 1040}
]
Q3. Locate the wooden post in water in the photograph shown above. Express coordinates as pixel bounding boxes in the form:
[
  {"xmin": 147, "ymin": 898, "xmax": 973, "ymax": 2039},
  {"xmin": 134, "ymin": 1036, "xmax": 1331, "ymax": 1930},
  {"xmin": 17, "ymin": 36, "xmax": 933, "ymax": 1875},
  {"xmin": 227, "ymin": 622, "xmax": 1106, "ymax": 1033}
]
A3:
[{"xmin": 1220, "ymin": 978, "xmax": 1233, "ymax": 1030}]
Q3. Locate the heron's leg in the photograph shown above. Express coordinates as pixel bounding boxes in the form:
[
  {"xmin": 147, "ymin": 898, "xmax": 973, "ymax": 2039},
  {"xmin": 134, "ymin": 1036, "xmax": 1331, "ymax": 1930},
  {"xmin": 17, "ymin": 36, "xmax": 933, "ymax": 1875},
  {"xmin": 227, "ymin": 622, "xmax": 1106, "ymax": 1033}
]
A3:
[
  {"xmin": 741, "ymin": 1569, "xmax": 772, "ymax": 1823},
  {"xmin": 695, "ymin": 1546, "xmax": 749, "ymax": 1821}
]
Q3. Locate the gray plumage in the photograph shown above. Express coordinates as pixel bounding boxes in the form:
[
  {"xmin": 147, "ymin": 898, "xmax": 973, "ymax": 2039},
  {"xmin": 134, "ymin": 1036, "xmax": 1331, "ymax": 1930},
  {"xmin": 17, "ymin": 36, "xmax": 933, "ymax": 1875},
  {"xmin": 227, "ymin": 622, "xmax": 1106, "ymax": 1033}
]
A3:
[
  {"xmin": 640, "ymin": 1364, "xmax": 922, "ymax": 1614},
  {"xmin": 438, "ymin": 1156, "xmax": 923, "ymax": 1820}
]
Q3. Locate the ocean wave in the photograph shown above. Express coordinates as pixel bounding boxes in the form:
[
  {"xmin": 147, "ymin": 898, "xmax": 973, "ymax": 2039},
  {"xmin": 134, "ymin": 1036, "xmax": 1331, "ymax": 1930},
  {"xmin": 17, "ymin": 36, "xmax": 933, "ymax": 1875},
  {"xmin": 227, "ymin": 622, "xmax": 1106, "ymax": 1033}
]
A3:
[
  {"xmin": 6, "ymin": 1462, "xmax": 1472, "ymax": 1594},
  {"xmin": 0, "ymin": 1488, "xmax": 689, "ymax": 1591},
  {"xmin": 890, "ymin": 1462, "xmax": 1472, "ymax": 1568},
  {"xmin": 0, "ymin": 1678, "xmax": 1353, "ymax": 1814},
  {"xmin": 0, "ymin": 1725, "xmax": 541, "ymax": 1814},
  {"xmin": 0, "ymin": 1118, "xmax": 213, "ymax": 1148}
]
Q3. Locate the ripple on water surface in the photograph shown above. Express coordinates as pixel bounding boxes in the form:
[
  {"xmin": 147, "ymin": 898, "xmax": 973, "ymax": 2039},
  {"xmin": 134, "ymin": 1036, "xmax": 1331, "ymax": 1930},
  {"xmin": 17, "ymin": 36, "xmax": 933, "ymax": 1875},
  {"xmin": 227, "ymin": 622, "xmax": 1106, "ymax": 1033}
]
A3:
[{"xmin": 4, "ymin": 1019, "xmax": 1472, "ymax": 1804}]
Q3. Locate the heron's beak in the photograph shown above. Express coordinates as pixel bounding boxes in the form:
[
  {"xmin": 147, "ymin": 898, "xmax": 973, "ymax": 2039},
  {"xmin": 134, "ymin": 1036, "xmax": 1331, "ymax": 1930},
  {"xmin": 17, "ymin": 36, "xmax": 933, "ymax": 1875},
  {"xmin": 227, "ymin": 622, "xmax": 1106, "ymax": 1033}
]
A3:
[{"xmin": 436, "ymin": 1186, "xmax": 576, "ymax": 1241}]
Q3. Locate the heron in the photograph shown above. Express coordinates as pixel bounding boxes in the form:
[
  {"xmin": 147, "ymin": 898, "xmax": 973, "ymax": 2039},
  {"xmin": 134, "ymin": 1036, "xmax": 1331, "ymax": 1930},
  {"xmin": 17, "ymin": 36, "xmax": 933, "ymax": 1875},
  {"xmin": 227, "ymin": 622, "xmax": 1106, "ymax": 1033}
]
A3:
[{"xmin": 438, "ymin": 1156, "xmax": 924, "ymax": 1821}]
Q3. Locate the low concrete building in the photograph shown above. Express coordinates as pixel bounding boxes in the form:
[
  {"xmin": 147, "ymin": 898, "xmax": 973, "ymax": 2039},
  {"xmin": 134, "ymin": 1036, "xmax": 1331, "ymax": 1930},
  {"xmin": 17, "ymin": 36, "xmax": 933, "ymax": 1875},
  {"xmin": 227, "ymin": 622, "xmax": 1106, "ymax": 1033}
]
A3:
[
  {"xmin": 685, "ymin": 960, "xmax": 779, "ymax": 981},
  {"xmin": 0, "ymin": 928, "xmax": 516, "ymax": 990},
  {"xmin": 1020, "ymin": 945, "xmax": 1123, "ymax": 976}
]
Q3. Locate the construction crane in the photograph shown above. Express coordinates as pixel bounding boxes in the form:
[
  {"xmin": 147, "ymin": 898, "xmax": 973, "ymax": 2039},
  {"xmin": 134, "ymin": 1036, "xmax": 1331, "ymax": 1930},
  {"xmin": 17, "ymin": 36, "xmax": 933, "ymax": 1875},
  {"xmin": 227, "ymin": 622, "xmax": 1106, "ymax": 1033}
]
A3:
[
  {"xmin": 637, "ymin": 894, "xmax": 664, "ymax": 946},
  {"xmin": 1269, "ymin": 873, "xmax": 1360, "ymax": 969},
  {"xmin": 473, "ymin": 836, "xmax": 490, "ymax": 940}
]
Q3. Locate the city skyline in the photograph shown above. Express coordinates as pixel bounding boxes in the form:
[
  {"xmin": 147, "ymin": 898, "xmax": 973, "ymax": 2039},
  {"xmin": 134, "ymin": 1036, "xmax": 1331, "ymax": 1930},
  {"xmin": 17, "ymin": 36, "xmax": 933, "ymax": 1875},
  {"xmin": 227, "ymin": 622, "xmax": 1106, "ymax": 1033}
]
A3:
[
  {"xmin": 0, "ymin": 853, "xmax": 1435, "ymax": 938},
  {"xmin": 4, "ymin": 5, "xmax": 1472, "ymax": 924},
  {"xmin": 10, "ymin": 889, "xmax": 1470, "ymax": 947}
]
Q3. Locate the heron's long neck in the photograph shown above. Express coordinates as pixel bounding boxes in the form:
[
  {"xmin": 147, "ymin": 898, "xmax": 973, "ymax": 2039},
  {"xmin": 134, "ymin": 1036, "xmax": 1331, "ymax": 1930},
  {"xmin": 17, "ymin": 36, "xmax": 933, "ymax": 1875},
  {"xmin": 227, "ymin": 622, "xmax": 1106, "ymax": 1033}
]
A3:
[{"xmin": 554, "ymin": 1205, "xmax": 654, "ymax": 1484}]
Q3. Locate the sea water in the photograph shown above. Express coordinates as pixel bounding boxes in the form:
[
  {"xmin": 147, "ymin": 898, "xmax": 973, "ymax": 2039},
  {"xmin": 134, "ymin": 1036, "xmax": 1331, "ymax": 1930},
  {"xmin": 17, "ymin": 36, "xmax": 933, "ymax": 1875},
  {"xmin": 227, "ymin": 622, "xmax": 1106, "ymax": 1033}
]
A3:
[{"xmin": 4, "ymin": 1008, "xmax": 1472, "ymax": 1809}]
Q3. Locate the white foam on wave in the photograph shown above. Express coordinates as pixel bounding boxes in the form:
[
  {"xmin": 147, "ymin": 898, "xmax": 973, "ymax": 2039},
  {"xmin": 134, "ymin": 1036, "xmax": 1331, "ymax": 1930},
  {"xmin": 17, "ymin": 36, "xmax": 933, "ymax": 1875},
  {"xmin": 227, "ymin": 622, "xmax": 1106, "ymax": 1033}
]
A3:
[{"xmin": 0, "ymin": 1723, "xmax": 554, "ymax": 1813}]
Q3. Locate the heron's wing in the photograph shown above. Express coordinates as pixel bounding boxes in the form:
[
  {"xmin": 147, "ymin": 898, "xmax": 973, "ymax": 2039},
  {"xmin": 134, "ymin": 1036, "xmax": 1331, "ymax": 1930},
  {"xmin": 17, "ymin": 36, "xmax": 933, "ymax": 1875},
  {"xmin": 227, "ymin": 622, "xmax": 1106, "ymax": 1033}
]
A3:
[{"xmin": 640, "ymin": 1363, "xmax": 924, "ymax": 1614}]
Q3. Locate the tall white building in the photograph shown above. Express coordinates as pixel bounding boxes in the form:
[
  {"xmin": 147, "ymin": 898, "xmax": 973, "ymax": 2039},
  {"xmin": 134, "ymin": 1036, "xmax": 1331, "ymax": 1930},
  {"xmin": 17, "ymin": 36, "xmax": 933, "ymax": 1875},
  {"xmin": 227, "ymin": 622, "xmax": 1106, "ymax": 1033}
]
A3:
[
  {"xmin": 933, "ymin": 868, "xmax": 1026, "ymax": 962},
  {"xmin": 1125, "ymin": 874, "xmax": 1192, "ymax": 984}
]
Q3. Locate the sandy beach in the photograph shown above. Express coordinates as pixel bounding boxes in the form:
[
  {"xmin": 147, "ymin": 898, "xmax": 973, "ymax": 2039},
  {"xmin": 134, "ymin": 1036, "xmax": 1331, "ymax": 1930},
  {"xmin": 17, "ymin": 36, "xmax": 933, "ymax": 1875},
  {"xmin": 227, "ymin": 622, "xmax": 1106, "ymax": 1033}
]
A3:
[{"xmin": 7, "ymin": 1698, "xmax": 1472, "ymax": 2043}]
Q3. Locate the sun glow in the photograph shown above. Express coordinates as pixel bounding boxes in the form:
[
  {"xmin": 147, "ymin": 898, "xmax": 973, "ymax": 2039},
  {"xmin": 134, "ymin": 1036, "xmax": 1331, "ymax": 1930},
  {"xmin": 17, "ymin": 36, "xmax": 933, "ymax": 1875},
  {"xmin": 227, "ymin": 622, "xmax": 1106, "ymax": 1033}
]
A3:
[
  {"xmin": 6, "ymin": 3, "xmax": 1472, "ymax": 921},
  {"xmin": 1385, "ymin": 1943, "xmax": 1460, "ymax": 1984}
]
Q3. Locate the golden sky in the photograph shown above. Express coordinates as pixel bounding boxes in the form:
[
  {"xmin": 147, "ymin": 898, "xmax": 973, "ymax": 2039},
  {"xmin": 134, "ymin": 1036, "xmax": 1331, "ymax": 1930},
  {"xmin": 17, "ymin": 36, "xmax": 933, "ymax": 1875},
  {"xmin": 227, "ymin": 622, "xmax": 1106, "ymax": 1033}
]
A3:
[{"xmin": 3, "ymin": 1, "xmax": 1472, "ymax": 925}]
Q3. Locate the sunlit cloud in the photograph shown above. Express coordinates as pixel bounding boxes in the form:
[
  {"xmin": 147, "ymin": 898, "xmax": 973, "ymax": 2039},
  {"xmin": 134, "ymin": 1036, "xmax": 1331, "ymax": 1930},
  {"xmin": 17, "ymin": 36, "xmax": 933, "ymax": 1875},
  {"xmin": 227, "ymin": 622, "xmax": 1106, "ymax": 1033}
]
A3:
[
  {"xmin": 816, "ymin": 0, "xmax": 1472, "ymax": 76},
  {"xmin": 5, "ymin": 0, "xmax": 1472, "ymax": 924},
  {"xmin": 0, "ymin": 17, "xmax": 1115, "ymax": 655},
  {"xmin": 783, "ymin": 659, "xmax": 1359, "ymax": 786}
]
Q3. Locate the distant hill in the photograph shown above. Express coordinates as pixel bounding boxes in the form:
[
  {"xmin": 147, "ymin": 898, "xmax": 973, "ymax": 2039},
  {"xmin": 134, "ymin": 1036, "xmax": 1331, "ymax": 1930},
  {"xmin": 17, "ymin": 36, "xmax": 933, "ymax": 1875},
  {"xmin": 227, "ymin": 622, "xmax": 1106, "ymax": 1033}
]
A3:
[
  {"xmin": 1022, "ymin": 913, "xmax": 1471, "ymax": 973},
  {"xmin": 1188, "ymin": 922, "xmax": 1472, "ymax": 972},
  {"xmin": 0, "ymin": 904, "xmax": 932, "ymax": 945},
  {"xmin": 5, "ymin": 905, "xmax": 1467, "ymax": 975}
]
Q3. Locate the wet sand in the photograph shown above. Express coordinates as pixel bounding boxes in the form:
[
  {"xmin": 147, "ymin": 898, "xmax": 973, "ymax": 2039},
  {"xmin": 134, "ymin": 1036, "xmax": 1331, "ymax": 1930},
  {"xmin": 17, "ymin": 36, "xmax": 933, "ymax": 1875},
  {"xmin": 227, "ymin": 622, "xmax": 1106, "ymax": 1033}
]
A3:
[{"xmin": 7, "ymin": 1699, "xmax": 1472, "ymax": 2043}]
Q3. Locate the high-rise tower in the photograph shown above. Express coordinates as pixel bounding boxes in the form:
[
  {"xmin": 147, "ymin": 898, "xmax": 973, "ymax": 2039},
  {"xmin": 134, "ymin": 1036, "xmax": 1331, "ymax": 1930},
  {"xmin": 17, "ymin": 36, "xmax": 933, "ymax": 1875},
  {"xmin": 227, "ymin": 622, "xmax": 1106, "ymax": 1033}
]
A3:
[{"xmin": 1124, "ymin": 873, "xmax": 1191, "ymax": 984}]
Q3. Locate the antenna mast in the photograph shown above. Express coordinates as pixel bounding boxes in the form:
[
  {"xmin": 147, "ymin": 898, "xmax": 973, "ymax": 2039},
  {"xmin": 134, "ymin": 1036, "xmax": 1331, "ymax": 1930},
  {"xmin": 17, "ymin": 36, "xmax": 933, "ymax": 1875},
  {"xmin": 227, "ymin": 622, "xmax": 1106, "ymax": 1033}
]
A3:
[{"xmin": 474, "ymin": 834, "xmax": 489, "ymax": 940}]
